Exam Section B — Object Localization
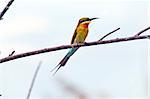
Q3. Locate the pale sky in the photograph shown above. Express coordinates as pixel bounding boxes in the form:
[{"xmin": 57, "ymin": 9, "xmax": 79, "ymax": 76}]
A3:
[{"xmin": 0, "ymin": 0, "xmax": 149, "ymax": 99}]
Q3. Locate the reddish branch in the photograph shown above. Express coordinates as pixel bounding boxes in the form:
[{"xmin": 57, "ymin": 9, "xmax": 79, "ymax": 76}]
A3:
[
  {"xmin": 0, "ymin": 0, "xmax": 15, "ymax": 20},
  {"xmin": 0, "ymin": 27, "xmax": 149, "ymax": 64}
]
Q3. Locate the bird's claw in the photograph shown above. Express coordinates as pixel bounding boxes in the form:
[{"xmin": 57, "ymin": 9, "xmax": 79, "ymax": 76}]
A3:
[
  {"xmin": 71, "ymin": 44, "xmax": 78, "ymax": 48},
  {"xmin": 71, "ymin": 42, "xmax": 87, "ymax": 48},
  {"xmin": 71, "ymin": 44, "xmax": 74, "ymax": 48}
]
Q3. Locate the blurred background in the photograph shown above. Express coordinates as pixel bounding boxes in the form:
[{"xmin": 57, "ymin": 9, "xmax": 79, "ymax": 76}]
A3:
[{"xmin": 0, "ymin": 0, "xmax": 149, "ymax": 99}]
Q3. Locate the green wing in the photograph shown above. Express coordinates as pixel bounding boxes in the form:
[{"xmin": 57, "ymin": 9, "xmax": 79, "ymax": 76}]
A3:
[{"xmin": 71, "ymin": 29, "xmax": 77, "ymax": 44}]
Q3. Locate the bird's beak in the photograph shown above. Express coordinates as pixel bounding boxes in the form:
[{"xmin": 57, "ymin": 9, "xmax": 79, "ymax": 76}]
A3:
[{"xmin": 89, "ymin": 17, "xmax": 98, "ymax": 21}]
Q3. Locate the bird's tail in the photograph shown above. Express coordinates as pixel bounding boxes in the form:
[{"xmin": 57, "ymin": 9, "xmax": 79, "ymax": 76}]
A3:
[{"xmin": 51, "ymin": 47, "xmax": 78, "ymax": 75}]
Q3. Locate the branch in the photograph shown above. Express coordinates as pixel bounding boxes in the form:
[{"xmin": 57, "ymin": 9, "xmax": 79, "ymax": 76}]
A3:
[
  {"xmin": 99, "ymin": 28, "xmax": 120, "ymax": 41},
  {"xmin": 26, "ymin": 61, "xmax": 42, "ymax": 99},
  {"xmin": 135, "ymin": 26, "xmax": 150, "ymax": 36},
  {"xmin": 0, "ymin": 0, "xmax": 15, "ymax": 20},
  {"xmin": 0, "ymin": 27, "xmax": 149, "ymax": 64},
  {"xmin": 9, "ymin": 51, "xmax": 15, "ymax": 56}
]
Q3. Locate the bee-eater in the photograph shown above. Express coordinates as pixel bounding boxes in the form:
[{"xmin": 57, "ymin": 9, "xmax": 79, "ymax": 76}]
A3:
[{"xmin": 51, "ymin": 17, "xmax": 98, "ymax": 75}]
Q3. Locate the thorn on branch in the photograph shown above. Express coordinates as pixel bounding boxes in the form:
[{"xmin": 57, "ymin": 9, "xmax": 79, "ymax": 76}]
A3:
[
  {"xmin": 9, "ymin": 51, "xmax": 15, "ymax": 56},
  {"xmin": 99, "ymin": 28, "xmax": 120, "ymax": 41}
]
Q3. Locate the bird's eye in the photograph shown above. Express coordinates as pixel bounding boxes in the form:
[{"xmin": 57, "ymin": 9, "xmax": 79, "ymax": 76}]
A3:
[{"xmin": 79, "ymin": 20, "xmax": 84, "ymax": 23}]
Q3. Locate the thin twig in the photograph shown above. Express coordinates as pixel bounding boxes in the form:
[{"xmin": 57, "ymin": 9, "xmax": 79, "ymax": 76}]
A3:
[
  {"xmin": 99, "ymin": 28, "xmax": 120, "ymax": 41},
  {"xmin": 9, "ymin": 51, "xmax": 15, "ymax": 56},
  {"xmin": 26, "ymin": 61, "xmax": 42, "ymax": 99},
  {"xmin": 0, "ymin": 27, "xmax": 149, "ymax": 64},
  {"xmin": 0, "ymin": 0, "xmax": 15, "ymax": 20},
  {"xmin": 134, "ymin": 26, "xmax": 150, "ymax": 36}
]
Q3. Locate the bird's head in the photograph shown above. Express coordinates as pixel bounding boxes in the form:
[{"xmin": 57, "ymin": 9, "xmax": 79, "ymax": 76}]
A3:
[{"xmin": 78, "ymin": 17, "xmax": 98, "ymax": 28}]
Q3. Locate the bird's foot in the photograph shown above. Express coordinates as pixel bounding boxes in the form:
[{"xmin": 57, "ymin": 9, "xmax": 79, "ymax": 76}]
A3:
[
  {"xmin": 71, "ymin": 43, "xmax": 79, "ymax": 48},
  {"xmin": 71, "ymin": 44, "xmax": 74, "ymax": 48},
  {"xmin": 71, "ymin": 44, "xmax": 75, "ymax": 48}
]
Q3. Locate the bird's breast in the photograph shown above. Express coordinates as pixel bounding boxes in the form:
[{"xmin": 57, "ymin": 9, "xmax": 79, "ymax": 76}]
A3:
[
  {"xmin": 81, "ymin": 23, "xmax": 89, "ymax": 28},
  {"xmin": 75, "ymin": 26, "xmax": 89, "ymax": 43}
]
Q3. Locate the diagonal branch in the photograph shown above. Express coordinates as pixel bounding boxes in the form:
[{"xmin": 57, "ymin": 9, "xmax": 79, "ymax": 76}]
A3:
[
  {"xmin": 0, "ymin": 0, "xmax": 15, "ymax": 20},
  {"xmin": 134, "ymin": 26, "xmax": 150, "ymax": 36},
  {"xmin": 0, "ymin": 27, "xmax": 149, "ymax": 64},
  {"xmin": 9, "ymin": 51, "xmax": 15, "ymax": 56},
  {"xmin": 99, "ymin": 28, "xmax": 120, "ymax": 41},
  {"xmin": 26, "ymin": 61, "xmax": 42, "ymax": 99}
]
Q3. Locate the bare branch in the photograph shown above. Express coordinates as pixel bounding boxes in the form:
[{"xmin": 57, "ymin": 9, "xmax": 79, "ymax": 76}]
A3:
[
  {"xmin": 9, "ymin": 51, "xmax": 15, "ymax": 56},
  {"xmin": 0, "ymin": 0, "xmax": 15, "ymax": 20},
  {"xmin": 99, "ymin": 28, "xmax": 120, "ymax": 41},
  {"xmin": 134, "ymin": 26, "xmax": 150, "ymax": 36},
  {"xmin": 26, "ymin": 61, "xmax": 42, "ymax": 99},
  {"xmin": 0, "ymin": 27, "xmax": 149, "ymax": 64}
]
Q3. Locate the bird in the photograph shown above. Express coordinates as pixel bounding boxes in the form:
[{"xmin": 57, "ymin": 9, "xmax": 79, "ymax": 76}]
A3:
[{"xmin": 51, "ymin": 17, "xmax": 98, "ymax": 75}]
